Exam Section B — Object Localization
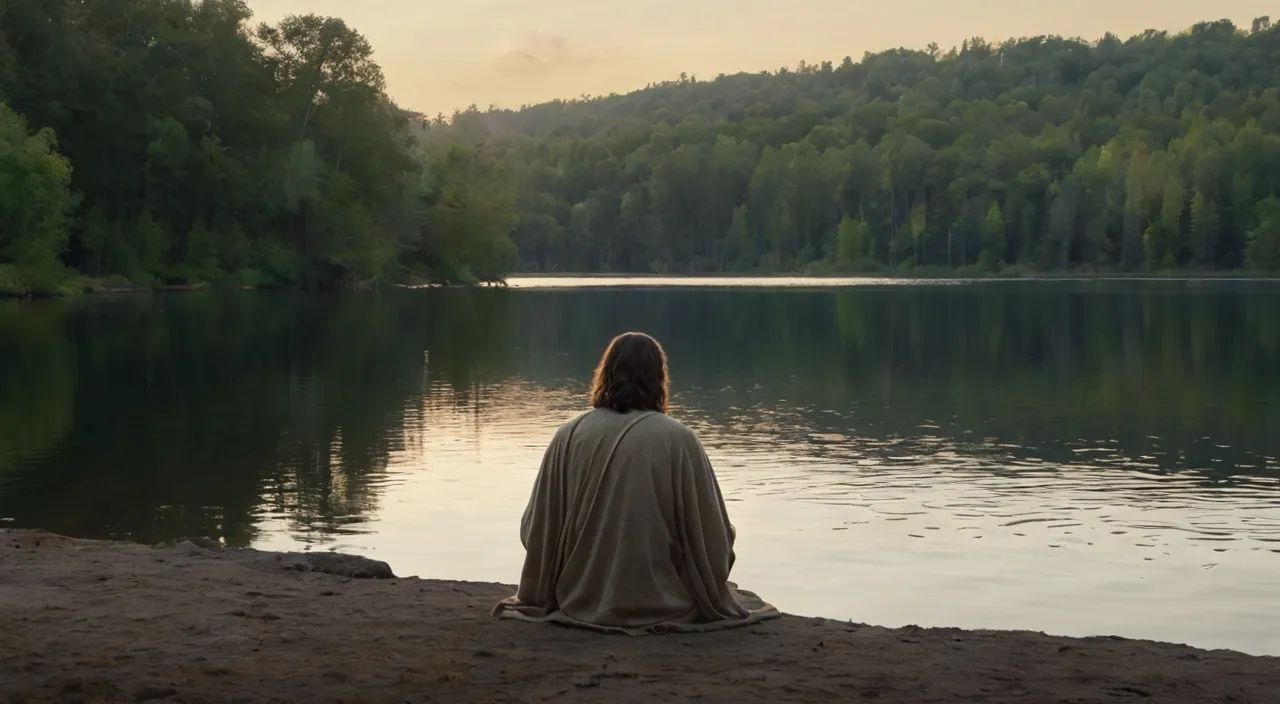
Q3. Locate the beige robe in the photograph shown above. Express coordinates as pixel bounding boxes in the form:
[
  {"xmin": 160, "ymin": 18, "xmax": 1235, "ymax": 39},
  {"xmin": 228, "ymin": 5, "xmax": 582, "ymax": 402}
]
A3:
[{"xmin": 492, "ymin": 408, "xmax": 780, "ymax": 635}]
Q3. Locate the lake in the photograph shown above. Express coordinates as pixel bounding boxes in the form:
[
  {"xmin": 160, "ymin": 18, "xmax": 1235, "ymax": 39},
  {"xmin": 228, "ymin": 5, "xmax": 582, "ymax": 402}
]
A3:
[{"xmin": 2, "ymin": 279, "xmax": 1278, "ymax": 655}]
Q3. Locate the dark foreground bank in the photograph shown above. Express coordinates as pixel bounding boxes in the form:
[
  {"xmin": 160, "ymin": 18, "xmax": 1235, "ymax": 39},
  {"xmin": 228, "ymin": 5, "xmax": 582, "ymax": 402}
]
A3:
[{"xmin": 1, "ymin": 530, "xmax": 1275, "ymax": 704}]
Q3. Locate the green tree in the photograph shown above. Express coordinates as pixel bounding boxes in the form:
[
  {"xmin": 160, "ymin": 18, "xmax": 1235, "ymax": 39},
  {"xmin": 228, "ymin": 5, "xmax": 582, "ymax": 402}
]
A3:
[
  {"xmin": 722, "ymin": 204, "xmax": 752, "ymax": 270},
  {"xmin": 1190, "ymin": 191, "xmax": 1219, "ymax": 268},
  {"xmin": 0, "ymin": 4, "xmax": 514, "ymax": 293},
  {"xmin": 409, "ymin": 127, "xmax": 518, "ymax": 284},
  {"xmin": 979, "ymin": 202, "xmax": 1006, "ymax": 271},
  {"xmin": 1247, "ymin": 197, "xmax": 1280, "ymax": 270},
  {"xmin": 836, "ymin": 216, "xmax": 868, "ymax": 264},
  {"xmin": 0, "ymin": 104, "xmax": 72, "ymax": 293}
]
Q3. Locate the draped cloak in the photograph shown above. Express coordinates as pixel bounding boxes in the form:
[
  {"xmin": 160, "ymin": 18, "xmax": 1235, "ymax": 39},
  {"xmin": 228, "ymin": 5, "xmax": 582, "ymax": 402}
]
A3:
[{"xmin": 492, "ymin": 408, "xmax": 780, "ymax": 635}]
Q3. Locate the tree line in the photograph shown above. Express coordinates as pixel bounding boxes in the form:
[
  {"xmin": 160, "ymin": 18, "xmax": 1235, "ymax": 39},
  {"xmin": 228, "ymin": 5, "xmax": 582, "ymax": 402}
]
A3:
[
  {"xmin": 0, "ymin": 0, "xmax": 516, "ymax": 296},
  {"xmin": 478, "ymin": 17, "xmax": 1280, "ymax": 275},
  {"xmin": 6, "ymin": 8, "xmax": 1280, "ymax": 293}
]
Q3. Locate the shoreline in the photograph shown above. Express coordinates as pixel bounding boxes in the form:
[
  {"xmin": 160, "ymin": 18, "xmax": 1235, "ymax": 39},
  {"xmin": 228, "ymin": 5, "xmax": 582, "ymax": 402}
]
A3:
[
  {"xmin": 2, "ymin": 530, "xmax": 1276, "ymax": 703},
  {"xmin": 506, "ymin": 270, "xmax": 1280, "ymax": 281},
  {"xmin": 5, "ymin": 270, "xmax": 1280, "ymax": 299}
]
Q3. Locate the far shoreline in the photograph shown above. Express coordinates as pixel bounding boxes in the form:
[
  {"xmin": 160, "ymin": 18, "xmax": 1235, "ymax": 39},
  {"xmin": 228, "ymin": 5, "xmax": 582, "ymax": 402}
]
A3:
[
  {"xmin": 508, "ymin": 270, "xmax": 1280, "ymax": 281},
  {"xmin": 5, "ymin": 269, "xmax": 1280, "ymax": 301}
]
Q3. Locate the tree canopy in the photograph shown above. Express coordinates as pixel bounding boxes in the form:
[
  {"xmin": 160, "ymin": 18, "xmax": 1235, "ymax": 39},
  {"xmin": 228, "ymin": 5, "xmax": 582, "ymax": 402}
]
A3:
[
  {"xmin": 476, "ymin": 17, "xmax": 1280, "ymax": 275},
  {"xmin": 0, "ymin": 0, "xmax": 516, "ymax": 295}
]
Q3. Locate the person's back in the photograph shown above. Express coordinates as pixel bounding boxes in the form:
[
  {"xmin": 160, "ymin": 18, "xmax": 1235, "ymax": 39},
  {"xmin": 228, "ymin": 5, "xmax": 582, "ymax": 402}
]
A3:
[{"xmin": 492, "ymin": 332, "xmax": 778, "ymax": 634}]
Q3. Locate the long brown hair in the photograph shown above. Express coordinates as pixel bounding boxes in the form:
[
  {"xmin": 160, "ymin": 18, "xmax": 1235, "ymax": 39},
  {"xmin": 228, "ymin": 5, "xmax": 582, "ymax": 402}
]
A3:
[{"xmin": 590, "ymin": 332, "xmax": 669, "ymax": 414}]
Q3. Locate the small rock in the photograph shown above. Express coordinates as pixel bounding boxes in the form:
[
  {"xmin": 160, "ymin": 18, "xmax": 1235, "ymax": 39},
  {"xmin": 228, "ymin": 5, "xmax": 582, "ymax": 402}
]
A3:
[
  {"xmin": 288, "ymin": 553, "xmax": 395, "ymax": 579},
  {"xmin": 156, "ymin": 536, "xmax": 221, "ymax": 550},
  {"xmin": 322, "ymin": 671, "xmax": 348, "ymax": 682},
  {"xmin": 572, "ymin": 675, "xmax": 600, "ymax": 689}
]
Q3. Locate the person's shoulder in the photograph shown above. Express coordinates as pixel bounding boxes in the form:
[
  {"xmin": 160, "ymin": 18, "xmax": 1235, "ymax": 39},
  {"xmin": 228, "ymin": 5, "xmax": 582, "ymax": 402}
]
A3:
[
  {"xmin": 565, "ymin": 408, "xmax": 699, "ymax": 444},
  {"xmin": 637, "ymin": 412, "xmax": 700, "ymax": 443},
  {"xmin": 555, "ymin": 410, "xmax": 595, "ymax": 435},
  {"xmin": 542, "ymin": 410, "xmax": 589, "ymax": 451}
]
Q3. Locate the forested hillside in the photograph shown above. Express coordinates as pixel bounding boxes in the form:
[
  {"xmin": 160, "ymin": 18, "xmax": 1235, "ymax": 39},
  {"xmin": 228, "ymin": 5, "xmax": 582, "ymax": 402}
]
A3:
[
  {"xmin": 0, "ymin": 0, "xmax": 515, "ymax": 295},
  {"xmin": 479, "ymin": 18, "xmax": 1280, "ymax": 275},
  {"xmin": 5, "ymin": 9, "xmax": 1280, "ymax": 293}
]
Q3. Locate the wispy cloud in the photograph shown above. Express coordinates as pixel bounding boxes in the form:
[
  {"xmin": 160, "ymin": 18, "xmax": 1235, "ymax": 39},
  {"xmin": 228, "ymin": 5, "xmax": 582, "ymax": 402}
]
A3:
[{"xmin": 497, "ymin": 32, "xmax": 588, "ymax": 76}]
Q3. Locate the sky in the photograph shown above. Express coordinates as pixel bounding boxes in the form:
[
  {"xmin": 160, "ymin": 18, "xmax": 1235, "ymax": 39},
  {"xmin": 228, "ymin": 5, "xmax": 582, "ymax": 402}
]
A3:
[{"xmin": 244, "ymin": 0, "xmax": 1277, "ymax": 116}]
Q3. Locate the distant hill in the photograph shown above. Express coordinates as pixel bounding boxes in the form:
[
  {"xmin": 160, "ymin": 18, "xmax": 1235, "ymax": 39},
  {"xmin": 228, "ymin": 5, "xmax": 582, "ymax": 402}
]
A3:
[{"xmin": 472, "ymin": 17, "xmax": 1280, "ymax": 275}]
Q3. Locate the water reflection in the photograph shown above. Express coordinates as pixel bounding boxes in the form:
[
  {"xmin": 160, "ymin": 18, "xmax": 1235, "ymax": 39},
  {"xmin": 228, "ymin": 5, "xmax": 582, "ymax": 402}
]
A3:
[
  {"xmin": 0, "ymin": 292, "xmax": 517, "ymax": 545},
  {"xmin": 1, "ymin": 281, "xmax": 1278, "ymax": 653}
]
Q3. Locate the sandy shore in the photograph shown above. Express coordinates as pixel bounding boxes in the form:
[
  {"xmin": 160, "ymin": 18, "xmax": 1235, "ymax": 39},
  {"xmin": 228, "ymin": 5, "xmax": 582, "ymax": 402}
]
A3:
[{"xmin": 1, "ymin": 530, "xmax": 1276, "ymax": 703}]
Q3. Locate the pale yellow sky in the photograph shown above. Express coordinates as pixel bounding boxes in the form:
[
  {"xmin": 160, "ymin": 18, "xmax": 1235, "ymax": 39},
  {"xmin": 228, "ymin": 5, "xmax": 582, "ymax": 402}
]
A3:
[{"xmin": 245, "ymin": 1, "xmax": 1275, "ymax": 116}]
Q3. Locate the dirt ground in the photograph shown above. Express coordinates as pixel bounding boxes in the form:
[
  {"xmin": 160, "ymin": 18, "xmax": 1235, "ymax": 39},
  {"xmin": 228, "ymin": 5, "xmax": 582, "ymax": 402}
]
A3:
[{"xmin": 1, "ymin": 529, "xmax": 1276, "ymax": 704}]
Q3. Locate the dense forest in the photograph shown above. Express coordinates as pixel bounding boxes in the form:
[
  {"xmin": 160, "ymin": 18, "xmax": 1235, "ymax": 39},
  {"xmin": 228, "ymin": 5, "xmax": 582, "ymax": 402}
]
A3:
[
  {"xmin": 479, "ymin": 17, "xmax": 1280, "ymax": 275},
  {"xmin": 5, "ymin": 9, "xmax": 1280, "ymax": 293},
  {"xmin": 0, "ymin": 0, "xmax": 516, "ymax": 295}
]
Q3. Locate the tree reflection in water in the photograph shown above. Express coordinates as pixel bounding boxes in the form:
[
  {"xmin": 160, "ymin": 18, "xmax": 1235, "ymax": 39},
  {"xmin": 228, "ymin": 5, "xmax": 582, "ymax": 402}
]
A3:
[{"xmin": 1, "ymin": 280, "xmax": 1278, "ymax": 547}]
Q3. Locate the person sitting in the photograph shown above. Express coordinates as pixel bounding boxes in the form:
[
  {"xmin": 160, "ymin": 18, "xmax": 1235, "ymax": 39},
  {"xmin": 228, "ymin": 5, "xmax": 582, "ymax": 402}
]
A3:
[{"xmin": 492, "ymin": 332, "xmax": 779, "ymax": 634}]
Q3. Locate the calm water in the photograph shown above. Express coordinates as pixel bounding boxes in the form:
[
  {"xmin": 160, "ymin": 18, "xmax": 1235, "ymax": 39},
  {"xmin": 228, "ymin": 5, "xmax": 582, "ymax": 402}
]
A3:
[{"xmin": 2, "ymin": 279, "xmax": 1279, "ymax": 654}]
